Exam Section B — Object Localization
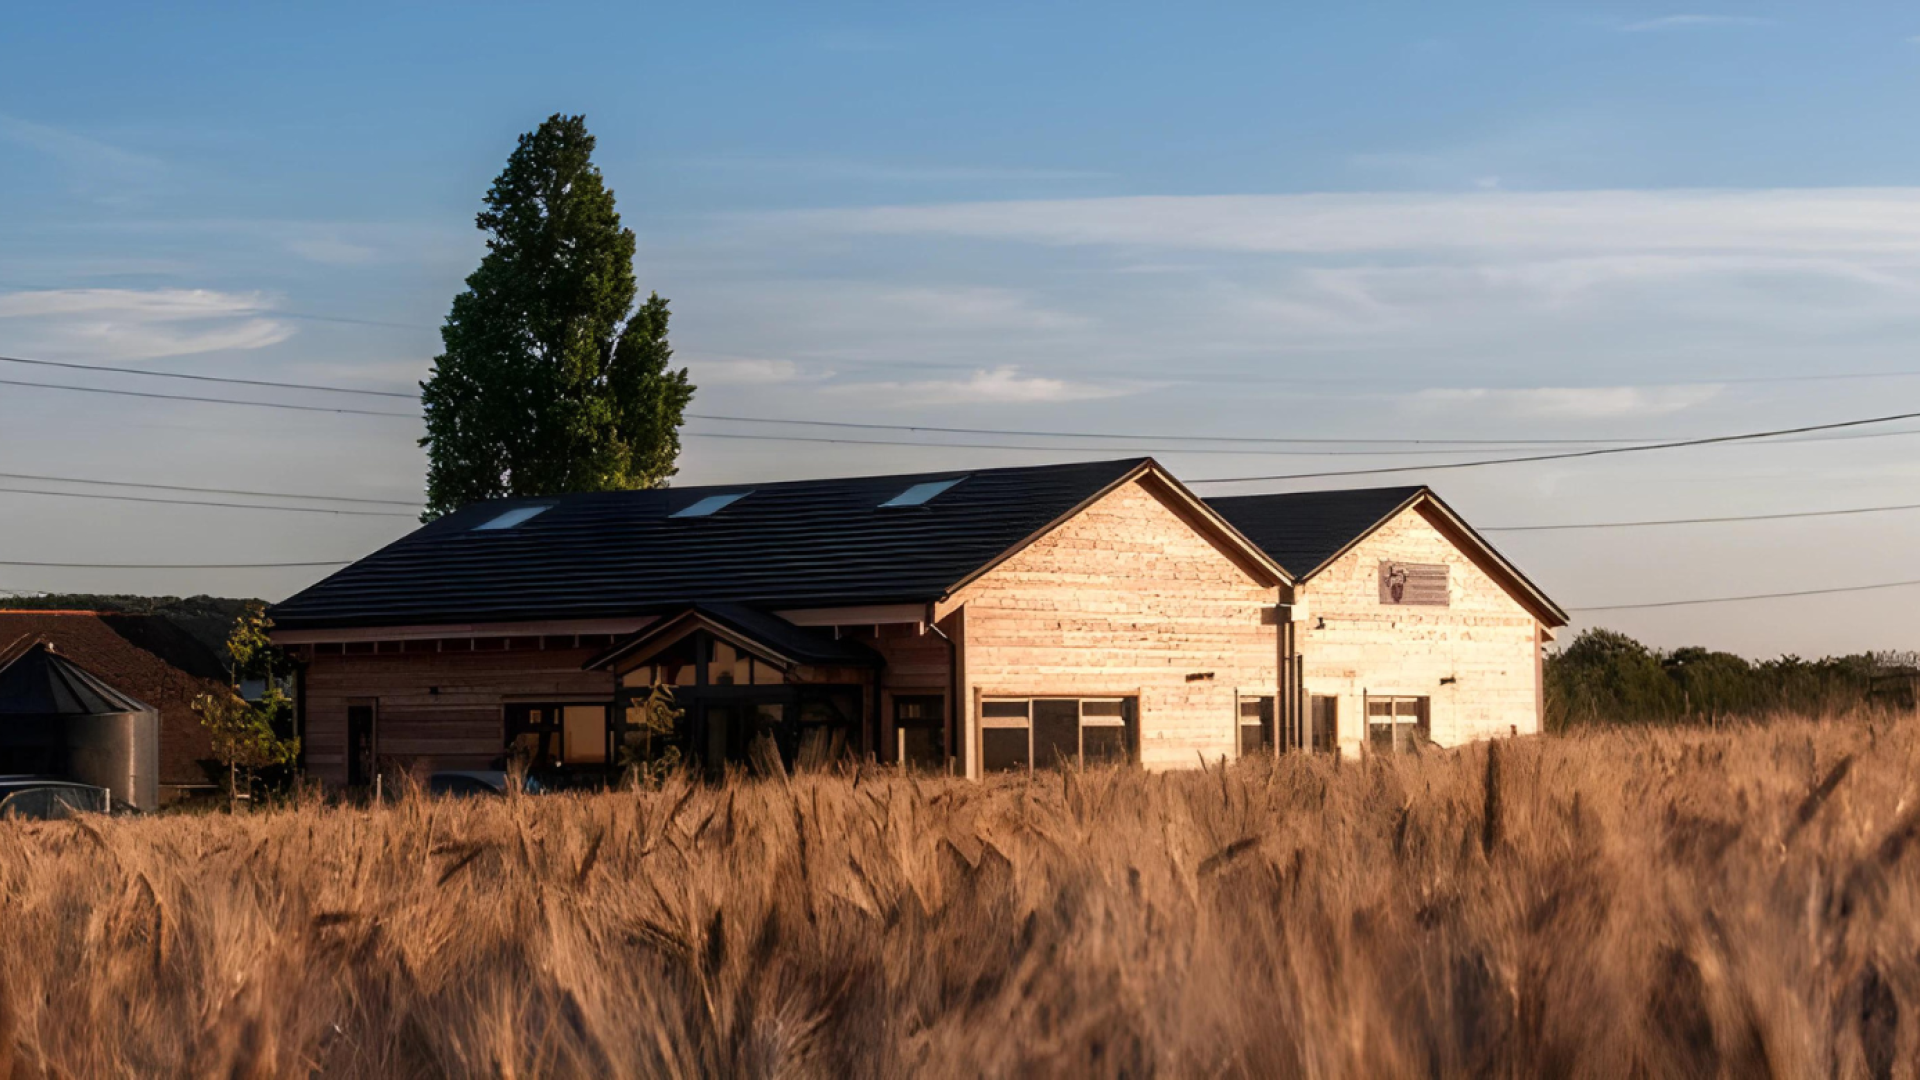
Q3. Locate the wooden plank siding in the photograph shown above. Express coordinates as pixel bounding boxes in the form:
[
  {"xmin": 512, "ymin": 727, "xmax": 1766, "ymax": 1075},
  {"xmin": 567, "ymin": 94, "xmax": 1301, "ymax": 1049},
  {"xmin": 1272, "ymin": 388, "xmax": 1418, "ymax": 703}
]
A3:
[
  {"xmin": 945, "ymin": 477, "xmax": 1281, "ymax": 774},
  {"xmin": 1296, "ymin": 501, "xmax": 1544, "ymax": 755},
  {"xmin": 301, "ymin": 646, "xmax": 614, "ymax": 784}
]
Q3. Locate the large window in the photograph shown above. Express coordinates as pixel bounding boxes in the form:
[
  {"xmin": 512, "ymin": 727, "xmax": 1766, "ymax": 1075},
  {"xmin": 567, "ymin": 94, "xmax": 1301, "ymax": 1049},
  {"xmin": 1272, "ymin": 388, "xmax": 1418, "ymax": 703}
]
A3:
[
  {"xmin": 1366, "ymin": 696, "xmax": 1429, "ymax": 754},
  {"xmin": 507, "ymin": 703, "xmax": 610, "ymax": 768},
  {"xmin": 618, "ymin": 634, "xmax": 785, "ymax": 689},
  {"xmin": 1238, "ymin": 695, "xmax": 1275, "ymax": 757},
  {"xmin": 980, "ymin": 697, "xmax": 1136, "ymax": 773},
  {"xmin": 894, "ymin": 695, "xmax": 946, "ymax": 769}
]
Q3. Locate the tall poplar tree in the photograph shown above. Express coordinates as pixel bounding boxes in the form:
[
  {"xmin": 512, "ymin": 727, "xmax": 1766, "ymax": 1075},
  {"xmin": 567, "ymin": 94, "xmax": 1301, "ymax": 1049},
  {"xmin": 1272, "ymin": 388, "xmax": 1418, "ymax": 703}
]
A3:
[{"xmin": 420, "ymin": 114, "xmax": 694, "ymax": 519}]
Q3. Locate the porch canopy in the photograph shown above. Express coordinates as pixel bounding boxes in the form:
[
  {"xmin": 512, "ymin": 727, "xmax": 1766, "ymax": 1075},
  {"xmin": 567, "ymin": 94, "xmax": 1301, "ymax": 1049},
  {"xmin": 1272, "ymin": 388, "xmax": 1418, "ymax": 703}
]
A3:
[
  {"xmin": 583, "ymin": 603, "xmax": 880, "ymax": 676},
  {"xmin": 585, "ymin": 604, "xmax": 880, "ymax": 772}
]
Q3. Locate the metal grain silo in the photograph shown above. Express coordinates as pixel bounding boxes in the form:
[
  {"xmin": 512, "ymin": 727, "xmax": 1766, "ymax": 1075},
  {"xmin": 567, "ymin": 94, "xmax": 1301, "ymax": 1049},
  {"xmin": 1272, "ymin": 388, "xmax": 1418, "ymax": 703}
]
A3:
[{"xmin": 0, "ymin": 642, "xmax": 160, "ymax": 811}]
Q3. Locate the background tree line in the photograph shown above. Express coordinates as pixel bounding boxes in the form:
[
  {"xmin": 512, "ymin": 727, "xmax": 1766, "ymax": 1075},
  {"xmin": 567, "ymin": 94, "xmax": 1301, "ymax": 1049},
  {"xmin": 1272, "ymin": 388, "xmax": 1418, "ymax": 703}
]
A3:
[{"xmin": 1546, "ymin": 627, "xmax": 1914, "ymax": 728}]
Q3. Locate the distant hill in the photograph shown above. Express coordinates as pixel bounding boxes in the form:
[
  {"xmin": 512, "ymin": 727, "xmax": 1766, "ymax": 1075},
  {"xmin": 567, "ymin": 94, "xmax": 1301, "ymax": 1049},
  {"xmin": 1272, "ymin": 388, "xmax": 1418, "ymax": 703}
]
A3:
[{"xmin": 0, "ymin": 594, "xmax": 259, "ymax": 666}]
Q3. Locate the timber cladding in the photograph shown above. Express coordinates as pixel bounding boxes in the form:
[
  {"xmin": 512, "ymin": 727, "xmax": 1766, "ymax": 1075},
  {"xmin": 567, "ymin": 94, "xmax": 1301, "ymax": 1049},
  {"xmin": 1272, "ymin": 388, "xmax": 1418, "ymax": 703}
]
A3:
[
  {"xmin": 949, "ymin": 478, "xmax": 1280, "ymax": 774},
  {"xmin": 301, "ymin": 644, "xmax": 614, "ymax": 784},
  {"xmin": 1300, "ymin": 503, "xmax": 1542, "ymax": 754}
]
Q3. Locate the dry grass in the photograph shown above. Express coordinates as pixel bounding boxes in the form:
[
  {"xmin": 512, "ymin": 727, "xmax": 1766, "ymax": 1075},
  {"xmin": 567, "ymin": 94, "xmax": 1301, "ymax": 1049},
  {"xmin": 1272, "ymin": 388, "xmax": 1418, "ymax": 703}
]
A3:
[{"xmin": 3, "ymin": 715, "xmax": 1918, "ymax": 1078}]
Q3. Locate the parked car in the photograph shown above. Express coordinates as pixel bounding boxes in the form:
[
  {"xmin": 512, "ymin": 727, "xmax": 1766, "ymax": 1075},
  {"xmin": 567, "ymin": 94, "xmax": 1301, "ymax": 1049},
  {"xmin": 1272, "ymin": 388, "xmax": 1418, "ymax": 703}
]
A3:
[
  {"xmin": 427, "ymin": 770, "xmax": 543, "ymax": 798},
  {"xmin": 0, "ymin": 777, "xmax": 112, "ymax": 820}
]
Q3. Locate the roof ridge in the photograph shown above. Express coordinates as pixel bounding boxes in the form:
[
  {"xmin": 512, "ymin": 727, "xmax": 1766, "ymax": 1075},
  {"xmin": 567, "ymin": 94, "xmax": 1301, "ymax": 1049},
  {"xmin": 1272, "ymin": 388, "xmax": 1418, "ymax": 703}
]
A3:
[{"xmin": 456, "ymin": 457, "xmax": 1155, "ymax": 508}]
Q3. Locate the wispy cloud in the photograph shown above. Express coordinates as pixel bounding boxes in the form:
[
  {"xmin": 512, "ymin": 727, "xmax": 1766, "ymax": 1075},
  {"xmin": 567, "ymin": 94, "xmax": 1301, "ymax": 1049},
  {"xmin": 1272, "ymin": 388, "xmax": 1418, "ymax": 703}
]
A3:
[
  {"xmin": 824, "ymin": 365, "xmax": 1132, "ymax": 406},
  {"xmin": 1406, "ymin": 384, "xmax": 1725, "ymax": 419},
  {"xmin": 774, "ymin": 189, "xmax": 1920, "ymax": 257},
  {"xmin": 0, "ymin": 114, "xmax": 162, "ymax": 177},
  {"xmin": 1620, "ymin": 14, "xmax": 1773, "ymax": 32},
  {"xmin": 872, "ymin": 286, "xmax": 1090, "ymax": 331},
  {"xmin": 0, "ymin": 113, "xmax": 166, "ymax": 206},
  {"xmin": 72, "ymin": 217, "xmax": 476, "ymax": 268},
  {"xmin": 681, "ymin": 156, "xmax": 1110, "ymax": 184},
  {"xmin": 0, "ymin": 288, "xmax": 294, "ymax": 360},
  {"xmin": 686, "ymin": 356, "xmax": 822, "ymax": 385}
]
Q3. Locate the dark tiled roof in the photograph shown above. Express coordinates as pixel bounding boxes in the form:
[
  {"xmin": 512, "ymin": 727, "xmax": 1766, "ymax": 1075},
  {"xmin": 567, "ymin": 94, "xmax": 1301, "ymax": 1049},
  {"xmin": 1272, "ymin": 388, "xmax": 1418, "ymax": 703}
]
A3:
[
  {"xmin": 0, "ymin": 643, "xmax": 154, "ymax": 716},
  {"xmin": 271, "ymin": 458, "xmax": 1152, "ymax": 631},
  {"xmin": 1205, "ymin": 487, "xmax": 1426, "ymax": 577}
]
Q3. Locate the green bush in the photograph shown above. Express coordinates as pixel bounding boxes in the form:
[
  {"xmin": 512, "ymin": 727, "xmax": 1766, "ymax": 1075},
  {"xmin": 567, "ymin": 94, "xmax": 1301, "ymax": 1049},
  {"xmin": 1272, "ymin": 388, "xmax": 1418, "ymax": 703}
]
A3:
[{"xmin": 1547, "ymin": 628, "xmax": 1880, "ymax": 729}]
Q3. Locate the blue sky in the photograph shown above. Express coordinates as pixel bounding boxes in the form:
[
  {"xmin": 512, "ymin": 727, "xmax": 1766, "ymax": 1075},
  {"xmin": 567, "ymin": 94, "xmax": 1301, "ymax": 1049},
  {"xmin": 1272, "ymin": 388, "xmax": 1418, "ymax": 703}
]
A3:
[{"xmin": 5, "ymin": 2, "xmax": 1920, "ymax": 656}]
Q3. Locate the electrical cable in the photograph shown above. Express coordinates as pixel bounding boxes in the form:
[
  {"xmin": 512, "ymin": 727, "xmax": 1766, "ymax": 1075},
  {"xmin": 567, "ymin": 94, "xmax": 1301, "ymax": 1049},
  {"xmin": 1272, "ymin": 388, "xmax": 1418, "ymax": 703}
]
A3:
[
  {"xmin": 1569, "ymin": 578, "xmax": 1920, "ymax": 612},
  {"xmin": 1187, "ymin": 408, "xmax": 1920, "ymax": 484},
  {"xmin": 1484, "ymin": 501, "xmax": 1920, "ymax": 532},
  {"xmin": 0, "ymin": 486, "xmax": 416, "ymax": 517}
]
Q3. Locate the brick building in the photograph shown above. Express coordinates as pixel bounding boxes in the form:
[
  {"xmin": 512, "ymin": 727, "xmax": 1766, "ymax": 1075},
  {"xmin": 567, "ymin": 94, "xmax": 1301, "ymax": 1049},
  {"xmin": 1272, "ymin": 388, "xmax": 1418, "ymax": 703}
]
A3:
[{"xmin": 0, "ymin": 611, "xmax": 230, "ymax": 800}]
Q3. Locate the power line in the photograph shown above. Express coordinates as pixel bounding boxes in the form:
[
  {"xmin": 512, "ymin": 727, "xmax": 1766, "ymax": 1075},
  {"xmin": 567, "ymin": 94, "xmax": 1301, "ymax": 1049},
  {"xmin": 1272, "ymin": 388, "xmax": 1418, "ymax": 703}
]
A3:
[
  {"xmin": 1569, "ymin": 578, "xmax": 1920, "ymax": 613},
  {"xmin": 0, "ymin": 377, "xmax": 418, "ymax": 418},
  {"xmin": 0, "ymin": 357, "xmax": 1635, "ymax": 445},
  {"xmin": 8, "ymin": 362, "xmax": 1912, "ymax": 463},
  {"xmin": 680, "ymin": 412, "xmax": 1650, "ymax": 447},
  {"xmin": 0, "ymin": 470, "xmax": 420, "ymax": 507},
  {"xmin": 1484, "ymin": 501, "xmax": 1920, "ymax": 532},
  {"xmin": 0, "ymin": 486, "xmax": 416, "ymax": 517},
  {"xmin": 0, "ymin": 354, "xmax": 1741, "ymax": 448},
  {"xmin": 0, "ymin": 354, "xmax": 418, "ymax": 397},
  {"xmin": 1187, "ymin": 408, "xmax": 1920, "ymax": 484},
  {"xmin": 10, "ymin": 351, "xmax": 1920, "ymax": 466},
  {"xmin": 681, "ymin": 430, "xmax": 1613, "ymax": 457},
  {"xmin": 18, "ymin": 347, "xmax": 1920, "ymax": 394},
  {"xmin": 0, "ymin": 559, "xmax": 352, "ymax": 569}
]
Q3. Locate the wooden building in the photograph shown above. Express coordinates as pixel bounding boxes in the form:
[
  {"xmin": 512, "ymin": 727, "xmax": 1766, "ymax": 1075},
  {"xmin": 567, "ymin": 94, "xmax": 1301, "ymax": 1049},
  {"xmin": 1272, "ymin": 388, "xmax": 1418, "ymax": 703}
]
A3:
[
  {"xmin": 270, "ymin": 459, "xmax": 1564, "ymax": 785},
  {"xmin": 1209, "ymin": 486, "xmax": 1568, "ymax": 755}
]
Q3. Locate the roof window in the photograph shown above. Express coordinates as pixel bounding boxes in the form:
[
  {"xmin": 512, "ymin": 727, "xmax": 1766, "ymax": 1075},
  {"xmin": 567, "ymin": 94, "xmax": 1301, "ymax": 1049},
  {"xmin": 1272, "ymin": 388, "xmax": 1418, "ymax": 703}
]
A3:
[
  {"xmin": 880, "ymin": 477, "xmax": 964, "ymax": 508},
  {"xmin": 474, "ymin": 505, "xmax": 551, "ymax": 531},
  {"xmin": 671, "ymin": 492, "xmax": 751, "ymax": 518}
]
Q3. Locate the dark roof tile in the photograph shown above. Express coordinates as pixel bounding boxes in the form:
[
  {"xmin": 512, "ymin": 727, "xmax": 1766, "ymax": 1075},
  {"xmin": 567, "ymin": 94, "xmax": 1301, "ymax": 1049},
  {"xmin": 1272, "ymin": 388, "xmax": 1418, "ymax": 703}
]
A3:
[
  {"xmin": 1206, "ymin": 487, "xmax": 1425, "ymax": 577},
  {"xmin": 271, "ymin": 458, "xmax": 1151, "ymax": 630}
]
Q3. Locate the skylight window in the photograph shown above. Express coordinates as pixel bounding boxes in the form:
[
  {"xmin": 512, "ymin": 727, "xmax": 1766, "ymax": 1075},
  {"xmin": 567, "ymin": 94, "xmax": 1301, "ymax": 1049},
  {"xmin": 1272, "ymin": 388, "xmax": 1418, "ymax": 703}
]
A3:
[
  {"xmin": 475, "ymin": 505, "xmax": 550, "ymax": 531},
  {"xmin": 670, "ymin": 492, "xmax": 751, "ymax": 519},
  {"xmin": 880, "ymin": 477, "xmax": 965, "ymax": 508}
]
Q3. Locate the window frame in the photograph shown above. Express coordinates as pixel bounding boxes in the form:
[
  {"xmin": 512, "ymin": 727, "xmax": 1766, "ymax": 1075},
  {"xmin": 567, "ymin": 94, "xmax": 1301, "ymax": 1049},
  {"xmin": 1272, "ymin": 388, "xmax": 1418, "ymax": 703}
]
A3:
[
  {"xmin": 474, "ymin": 505, "xmax": 551, "ymax": 531},
  {"xmin": 880, "ymin": 477, "xmax": 965, "ymax": 508},
  {"xmin": 1236, "ymin": 692, "xmax": 1276, "ymax": 758},
  {"xmin": 977, "ymin": 696, "xmax": 1137, "ymax": 773},
  {"xmin": 1364, "ymin": 695, "xmax": 1430, "ymax": 754},
  {"xmin": 669, "ymin": 492, "xmax": 752, "ymax": 519}
]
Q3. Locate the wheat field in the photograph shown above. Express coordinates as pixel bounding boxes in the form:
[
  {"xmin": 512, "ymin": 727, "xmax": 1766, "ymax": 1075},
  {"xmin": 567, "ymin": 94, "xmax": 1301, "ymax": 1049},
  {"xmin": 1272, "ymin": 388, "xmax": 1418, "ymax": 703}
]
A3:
[{"xmin": 1, "ymin": 714, "xmax": 1915, "ymax": 1078}]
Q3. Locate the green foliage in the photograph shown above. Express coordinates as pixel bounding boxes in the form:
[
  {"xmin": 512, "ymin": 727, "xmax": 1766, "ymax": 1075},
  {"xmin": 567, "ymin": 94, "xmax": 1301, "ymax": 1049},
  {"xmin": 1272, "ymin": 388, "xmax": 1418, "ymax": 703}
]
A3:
[
  {"xmin": 1547, "ymin": 628, "xmax": 1881, "ymax": 729},
  {"xmin": 193, "ymin": 691, "xmax": 300, "ymax": 809},
  {"xmin": 420, "ymin": 113, "xmax": 696, "ymax": 519},
  {"xmin": 194, "ymin": 602, "xmax": 302, "ymax": 808},
  {"xmin": 226, "ymin": 601, "xmax": 284, "ymax": 681}
]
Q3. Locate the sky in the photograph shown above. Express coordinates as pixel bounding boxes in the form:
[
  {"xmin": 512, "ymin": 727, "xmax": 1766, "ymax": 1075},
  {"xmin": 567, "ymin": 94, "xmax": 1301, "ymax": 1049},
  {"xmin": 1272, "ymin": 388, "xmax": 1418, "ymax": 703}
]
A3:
[{"xmin": 4, "ymin": 1, "xmax": 1920, "ymax": 658}]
